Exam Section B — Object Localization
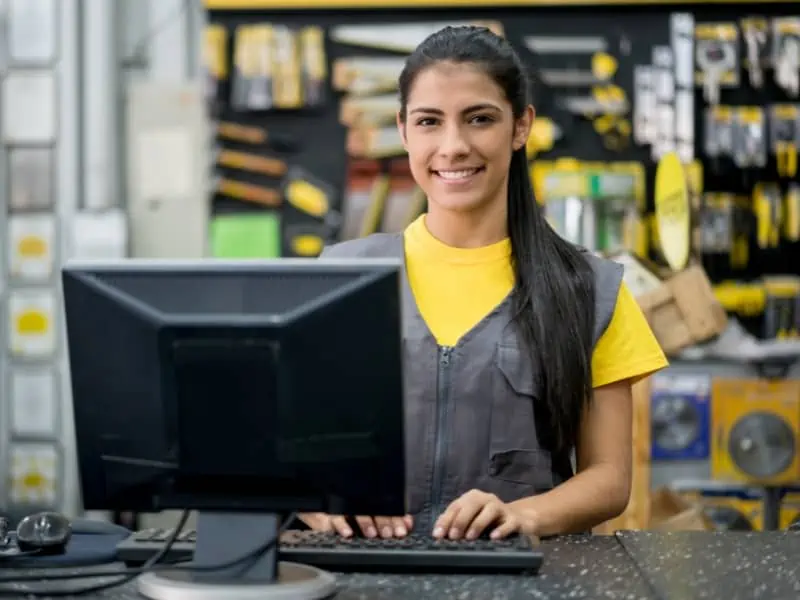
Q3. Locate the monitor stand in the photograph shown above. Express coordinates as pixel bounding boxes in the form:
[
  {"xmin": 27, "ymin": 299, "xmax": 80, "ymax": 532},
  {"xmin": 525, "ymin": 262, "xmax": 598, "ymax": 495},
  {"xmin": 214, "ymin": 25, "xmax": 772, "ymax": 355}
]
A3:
[{"xmin": 137, "ymin": 512, "xmax": 337, "ymax": 600}]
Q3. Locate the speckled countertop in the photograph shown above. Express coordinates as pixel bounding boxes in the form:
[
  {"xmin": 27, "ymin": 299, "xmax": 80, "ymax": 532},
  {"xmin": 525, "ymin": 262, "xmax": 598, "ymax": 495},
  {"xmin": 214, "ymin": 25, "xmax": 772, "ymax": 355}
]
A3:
[
  {"xmin": 615, "ymin": 530, "xmax": 800, "ymax": 600},
  {"xmin": 0, "ymin": 534, "xmax": 652, "ymax": 599},
  {"xmin": 0, "ymin": 532, "xmax": 798, "ymax": 599}
]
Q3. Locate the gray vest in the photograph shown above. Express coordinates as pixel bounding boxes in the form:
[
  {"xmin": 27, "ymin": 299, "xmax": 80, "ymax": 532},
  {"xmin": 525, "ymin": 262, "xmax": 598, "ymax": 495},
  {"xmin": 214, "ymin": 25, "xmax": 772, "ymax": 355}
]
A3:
[{"xmin": 321, "ymin": 233, "xmax": 623, "ymax": 531}]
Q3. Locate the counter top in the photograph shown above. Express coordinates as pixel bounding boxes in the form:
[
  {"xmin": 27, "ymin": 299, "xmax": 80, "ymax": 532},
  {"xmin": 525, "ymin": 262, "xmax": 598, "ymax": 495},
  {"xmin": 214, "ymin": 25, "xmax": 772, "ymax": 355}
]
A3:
[
  {"xmin": 616, "ymin": 530, "xmax": 800, "ymax": 600},
  {"xmin": 2, "ymin": 531, "xmax": 799, "ymax": 599},
  {"xmin": 0, "ymin": 534, "xmax": 653, "ymax": 599}
]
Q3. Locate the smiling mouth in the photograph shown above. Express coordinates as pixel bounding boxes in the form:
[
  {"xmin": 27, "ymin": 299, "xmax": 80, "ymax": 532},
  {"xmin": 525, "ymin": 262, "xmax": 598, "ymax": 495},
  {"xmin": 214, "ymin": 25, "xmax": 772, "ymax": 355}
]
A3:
[{"xmin": 432, "ymin": 167, "xmax": 485, "ymax": 181}]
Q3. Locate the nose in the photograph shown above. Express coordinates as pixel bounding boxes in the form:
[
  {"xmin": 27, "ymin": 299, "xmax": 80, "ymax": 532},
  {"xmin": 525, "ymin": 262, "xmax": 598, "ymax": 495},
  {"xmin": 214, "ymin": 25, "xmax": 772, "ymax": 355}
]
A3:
[{"xmin": 437, "ymin": 123, "xmax": 470, "ymax": 159}]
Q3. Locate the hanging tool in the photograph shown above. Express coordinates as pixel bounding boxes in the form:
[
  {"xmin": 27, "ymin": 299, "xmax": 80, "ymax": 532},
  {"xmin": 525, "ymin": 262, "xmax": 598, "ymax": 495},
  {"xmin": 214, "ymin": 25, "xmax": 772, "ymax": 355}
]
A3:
[
  {"xmin": 272, "ymin": 25, "xmax": 303, "ymax": 109},
  {"xmin": 214, "ymin": 149, "xmax": 288, "ymax": 179},
  {"xmin": 537, "ymin": 52, "xmax": 618, "ymax": 87},
  {"xmin": 699, "ymin": 193, "xmax": 735, "ymax": 257},
  {"xmin": 538, "ymin": 70, "xmax": 602, "ymax": 87},
  {"xmin": 216, "ymin": 178, "xmax": 282, "ymax": 208},
  {"xmin": 633, "ymin": 66, "xmax": 656, "ymax": 146},
  {"xmin": 696, "ymin": 40, "xmax": 737, "ymax": 105},
  {"xmin": 741, "ymin": 17, "xmax": 768, "ymax": 89},
  {"xmin": 332, "ymin": 56, "xmax": 405, "ymax": 96},
  {"xmin": 283, "ymin": 167, "xmax": 341, "ymax": 228},
  {"xmin": 290, "ymin": 235, "xmax": 324, "ymax": 256},
  {"xmin": 560, "ymin": 84, "xmax": 629, "ymax": 116},
  {"xmin": 286, "ymin": 226, "xmax": 327, "ymax": 257},
  {"xmin": 672, "ymin": 15, "xmax": 696, "ymax": 163},
  {"xmin": 773, "ymin": 18, "xmax": 800, "ymax": 98},
  {"xmin": 704, "ymin": 105, "xmax": 734, "ymax": 159},
  {"xmin": 215, "ymin": 121, "xmax": 299, "ymax": 152},
  {"xmin": 285, "ymin": 178, "xmax": 329, "ymax": 219},
  {"xmin": 593, "ymin": 114, "xmax": 632, "ymax": 151},
  {"xmin": 203, "ymin": 24, "xmax": 228, "ymax": 108},
  {"xmin": 524, "ymin": 36, "xmax": 607, "ymax": 54},
  {"xmin": 777, "ymin": 142, "xmax": 799, "ymax": 179},
  {"xmin": 775, "ymin": 37, "xmax": 800, "ymax": 98},
  {"xmin": 763, "ymin": 277, "xmax": 800, "ymax": 339},
  {"xmin": 560, "ymin": 85, "xmax": 630, "ymax": 149},
  {"xmin": 770, "ymin": 104, "xmax": 799, "ymax": 179},
  {"xmin": 299, "ymin": 26, "xmax": 327, "ymax": 108},
  {"xmin": 785, "ymin": 184, "xmax": 800, "ymax": 243},
  {"xmin": 230, "ymin": 24, "xmax": 275, "ymax": 111},
  {"xmin": 753, "ymin": 183, "xmax": 783, "ymax": 250},
  {"xmin": 339, "ymin": 93, "xmax": 399, "ymax": 127},
  {"xmin": 732, "ymin": 107, "xmax": 767, "ymax": 169},
  {"xmin": 731, "ymin": 196, "xmax": 752, "ymax": 269}
]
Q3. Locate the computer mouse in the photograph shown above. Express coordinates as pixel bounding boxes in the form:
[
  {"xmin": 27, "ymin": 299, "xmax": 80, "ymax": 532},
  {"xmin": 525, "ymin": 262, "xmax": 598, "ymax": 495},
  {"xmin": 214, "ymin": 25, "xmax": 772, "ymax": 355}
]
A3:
[{"xmin": 16, "ymin": 511, "xmax": 72, "ymax": 555}]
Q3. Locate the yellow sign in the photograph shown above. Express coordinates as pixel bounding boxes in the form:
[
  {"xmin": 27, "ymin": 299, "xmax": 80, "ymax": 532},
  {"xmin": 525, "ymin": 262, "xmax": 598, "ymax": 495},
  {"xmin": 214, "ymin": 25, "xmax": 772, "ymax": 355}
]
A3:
[
  {"xmin": 18, "ymin": 235, "xmax": 47, "ymax": 257},
  {"xmin": 205, "ymin": 0, "xmax": 795, "ymax": 8},
  {"xmin": 17, "ymin": 311, "xmax": 49, "ymax": 334},
  {"xmin": 654, "ymin": 152, "xmax": 690, "ymax": 271}
]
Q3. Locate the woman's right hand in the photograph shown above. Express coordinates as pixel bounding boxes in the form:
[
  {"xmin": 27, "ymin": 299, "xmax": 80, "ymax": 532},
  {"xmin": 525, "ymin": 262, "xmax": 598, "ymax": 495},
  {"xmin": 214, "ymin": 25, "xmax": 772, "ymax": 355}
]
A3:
[{"xmin": 298, "ymin": 513, "xmax": 413, "ymax": 538}]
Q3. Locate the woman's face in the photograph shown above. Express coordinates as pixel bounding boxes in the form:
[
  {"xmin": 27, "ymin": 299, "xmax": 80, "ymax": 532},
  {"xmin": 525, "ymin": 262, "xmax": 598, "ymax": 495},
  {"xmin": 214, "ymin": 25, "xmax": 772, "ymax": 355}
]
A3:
[{"xmin": 398, "ymin": 62, "xmax": 532, "ymax": 216}]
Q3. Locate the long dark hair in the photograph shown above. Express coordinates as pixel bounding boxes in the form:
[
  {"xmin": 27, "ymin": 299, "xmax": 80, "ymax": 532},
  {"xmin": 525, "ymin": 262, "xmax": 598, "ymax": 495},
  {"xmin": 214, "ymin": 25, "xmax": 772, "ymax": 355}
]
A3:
[{"xmin": 398, "ymin": 26, "xmax": 596, "ymax": 454}]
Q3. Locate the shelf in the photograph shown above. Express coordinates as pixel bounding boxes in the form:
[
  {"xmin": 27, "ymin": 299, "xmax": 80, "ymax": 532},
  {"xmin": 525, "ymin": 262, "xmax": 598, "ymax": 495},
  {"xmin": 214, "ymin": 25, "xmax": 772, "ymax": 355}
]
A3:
[{"xmin": 204, "ymin": 0, "xmax": 799, "ymax": 9}]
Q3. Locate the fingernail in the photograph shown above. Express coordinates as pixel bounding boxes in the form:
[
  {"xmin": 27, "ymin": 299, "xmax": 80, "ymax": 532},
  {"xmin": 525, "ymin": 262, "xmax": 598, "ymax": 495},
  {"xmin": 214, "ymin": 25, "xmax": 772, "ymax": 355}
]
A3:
[
  {"xmin": 395, "ymin": 526, "xmax": 407, "ymax": 537},
  {"xmin": 490, "ymin": 529, "xmax": 501, "ymax": 539},
  {"xmin": 449, "ymin": 528, "xmax": 460, "ymax": 539},
  {"xmin": 433, "ymin": 527, "xmax": 444, "ymax": 538},
  {"xmin": 366, "ymin": 527, "xmax": 377, "ymax": 538},
  {"xmin": 467, "ymin": 529, "xmax": 477, "ymax": 540},
  {"xmin": 342, "ymin": 528, "xmax": 352, "ymax": 537},
  {"xmin": 381, "ymin": 526, "xmax": 392, "ymax": 538}
]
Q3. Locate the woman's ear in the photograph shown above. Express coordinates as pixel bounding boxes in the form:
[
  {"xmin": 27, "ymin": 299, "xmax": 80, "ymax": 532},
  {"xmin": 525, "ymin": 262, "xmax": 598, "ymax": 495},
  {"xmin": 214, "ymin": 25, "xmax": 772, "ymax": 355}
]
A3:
[
  {"xmin": 512, "ymin": 105, "xmax": 536, "ymax": 152},
  {"xmin": 396, "ymin": 111, "xmax": 408, "ymax": 151}
]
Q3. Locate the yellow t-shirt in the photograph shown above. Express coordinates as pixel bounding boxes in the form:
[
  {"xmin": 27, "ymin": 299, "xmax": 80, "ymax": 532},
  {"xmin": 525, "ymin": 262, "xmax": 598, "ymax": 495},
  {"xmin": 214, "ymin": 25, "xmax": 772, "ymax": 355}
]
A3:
[{"xmin": 403, "ymin": 215, "xmax": 668, "ymax": 388}]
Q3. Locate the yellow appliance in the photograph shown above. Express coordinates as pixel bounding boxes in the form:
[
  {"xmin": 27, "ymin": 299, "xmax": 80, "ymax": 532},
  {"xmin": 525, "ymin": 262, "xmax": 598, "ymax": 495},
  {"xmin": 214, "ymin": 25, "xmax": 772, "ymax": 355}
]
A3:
[{"xmin": 711, "ymin": 379, "xmax": 800, "ymax": 485}]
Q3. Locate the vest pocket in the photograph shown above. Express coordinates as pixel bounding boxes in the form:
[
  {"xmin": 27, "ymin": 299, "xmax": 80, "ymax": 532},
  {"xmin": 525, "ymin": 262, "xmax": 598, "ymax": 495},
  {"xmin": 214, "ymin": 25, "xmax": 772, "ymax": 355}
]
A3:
[
  {"xmin": 487, "ymin": 341, "xmax": 555, "ymax": 495},
  {"xmin": 488, "ymin": 448, "xmax": 552, "ymax": 485}
]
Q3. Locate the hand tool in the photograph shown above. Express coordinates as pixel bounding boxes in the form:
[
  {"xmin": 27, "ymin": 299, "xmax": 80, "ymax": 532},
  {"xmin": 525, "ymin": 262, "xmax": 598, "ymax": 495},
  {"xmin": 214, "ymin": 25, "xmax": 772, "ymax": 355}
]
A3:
[{"xmin": 524, "ymin": 35, "xmax": 607, "ymax": 54}]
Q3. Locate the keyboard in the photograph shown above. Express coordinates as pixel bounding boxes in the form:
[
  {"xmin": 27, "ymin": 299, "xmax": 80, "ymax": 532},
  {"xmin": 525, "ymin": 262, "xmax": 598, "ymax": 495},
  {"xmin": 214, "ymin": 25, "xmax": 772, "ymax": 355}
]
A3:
[{"xmin": 117, "ymin": 528, "xmax": 544, "ymax": 574}]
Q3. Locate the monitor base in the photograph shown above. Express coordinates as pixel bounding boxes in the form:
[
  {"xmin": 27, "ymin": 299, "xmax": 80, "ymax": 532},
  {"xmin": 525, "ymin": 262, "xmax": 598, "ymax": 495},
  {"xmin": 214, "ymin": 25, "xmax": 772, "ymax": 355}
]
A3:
[{"xmin": 137, "ymin": 561, "xmax": 337, "ymax": 600}]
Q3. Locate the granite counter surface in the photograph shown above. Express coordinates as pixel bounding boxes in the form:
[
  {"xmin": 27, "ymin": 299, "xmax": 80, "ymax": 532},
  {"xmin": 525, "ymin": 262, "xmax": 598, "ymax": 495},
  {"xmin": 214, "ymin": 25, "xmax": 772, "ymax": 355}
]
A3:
[
  {"xmin": 0, "ymin": 534, "xmax": 654, "ymax": 599},
  {"xmin": 615, "ymin": 530, "xmax": 800, "ymax": 600},
  {"xmin": 4, "ymin": 531, "xmax": 799, "ymax": 599}
]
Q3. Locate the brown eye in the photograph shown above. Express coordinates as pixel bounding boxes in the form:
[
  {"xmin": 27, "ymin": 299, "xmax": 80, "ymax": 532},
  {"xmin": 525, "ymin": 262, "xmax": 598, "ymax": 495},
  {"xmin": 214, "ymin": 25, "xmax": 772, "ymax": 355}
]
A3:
[{"xmin": 469, "ymin": 114, "xmax": 494, "ymax": 125}]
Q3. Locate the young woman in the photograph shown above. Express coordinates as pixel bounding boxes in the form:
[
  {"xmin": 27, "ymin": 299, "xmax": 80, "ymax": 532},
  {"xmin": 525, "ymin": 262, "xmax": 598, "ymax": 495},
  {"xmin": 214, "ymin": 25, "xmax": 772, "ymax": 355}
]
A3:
[{"xmin": 302, "ymin": 25, "xmax": 667, "ymax": 541}]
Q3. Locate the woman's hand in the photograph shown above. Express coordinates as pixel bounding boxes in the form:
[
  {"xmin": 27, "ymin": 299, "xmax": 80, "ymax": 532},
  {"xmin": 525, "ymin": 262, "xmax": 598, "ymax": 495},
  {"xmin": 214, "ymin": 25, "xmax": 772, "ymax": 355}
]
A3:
[
  {"xmin": 298, "ymin": 513, "xmax": 413, "ymax": 538},
  {"xmin": 433, "ymin": 489, "xmax": 537, "ymax": 540}
]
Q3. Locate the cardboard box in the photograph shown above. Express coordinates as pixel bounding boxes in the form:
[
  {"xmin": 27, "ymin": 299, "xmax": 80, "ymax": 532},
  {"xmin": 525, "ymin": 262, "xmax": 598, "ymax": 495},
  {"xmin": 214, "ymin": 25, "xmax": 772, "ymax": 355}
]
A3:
[
  {"xmin": 637, "ymin": 264, "xmax": 728, "ymax": 354},
  {"xmin": 649, "ymin": 487, "xmax": 714, "ymax": 531}
]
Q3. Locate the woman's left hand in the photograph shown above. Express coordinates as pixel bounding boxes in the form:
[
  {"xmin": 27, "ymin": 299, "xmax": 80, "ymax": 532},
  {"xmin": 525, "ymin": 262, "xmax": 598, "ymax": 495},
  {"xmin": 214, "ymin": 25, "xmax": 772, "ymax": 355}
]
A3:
[{"xmin": 432, "ymin": 489, "xmax": 537, "ymax": 540}]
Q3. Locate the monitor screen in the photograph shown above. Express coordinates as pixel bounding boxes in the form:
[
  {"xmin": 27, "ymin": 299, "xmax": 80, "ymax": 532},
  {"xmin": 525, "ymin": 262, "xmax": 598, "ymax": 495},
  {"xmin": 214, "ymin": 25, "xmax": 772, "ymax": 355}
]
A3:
[{"xmin": 62, "ymin": 259, "xmax": 406, "ymax": 518}]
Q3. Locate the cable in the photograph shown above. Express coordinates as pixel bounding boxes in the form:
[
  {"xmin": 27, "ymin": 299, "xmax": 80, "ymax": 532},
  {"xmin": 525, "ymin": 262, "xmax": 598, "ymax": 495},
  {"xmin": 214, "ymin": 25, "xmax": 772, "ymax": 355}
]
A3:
[
  {"xmin": 0, "ymin": 548, "xmax": 41, "ymax": 561},
  {"xmin": 0, "ymin": 511, "xmax": 297, "ymax": 597}
]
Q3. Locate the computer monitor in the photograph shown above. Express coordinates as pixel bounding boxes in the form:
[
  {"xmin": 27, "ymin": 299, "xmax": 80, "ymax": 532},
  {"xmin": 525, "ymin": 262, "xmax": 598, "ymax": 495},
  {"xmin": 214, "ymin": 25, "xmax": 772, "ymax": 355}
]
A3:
[{"xmin": 62, "ymin": 258, "xmax": 407, "ymax": 600}]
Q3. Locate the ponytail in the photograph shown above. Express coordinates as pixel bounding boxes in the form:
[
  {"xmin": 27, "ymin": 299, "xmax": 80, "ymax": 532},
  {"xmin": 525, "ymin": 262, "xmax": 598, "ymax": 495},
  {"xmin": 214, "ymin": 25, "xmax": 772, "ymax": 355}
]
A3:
[
  {"xmin": 506, "ymin": 148, "xmax": 596, "ymax": 454},
  {"xmin": 395, "ymin": 23, "xmax": 597, "ymax": 454}
]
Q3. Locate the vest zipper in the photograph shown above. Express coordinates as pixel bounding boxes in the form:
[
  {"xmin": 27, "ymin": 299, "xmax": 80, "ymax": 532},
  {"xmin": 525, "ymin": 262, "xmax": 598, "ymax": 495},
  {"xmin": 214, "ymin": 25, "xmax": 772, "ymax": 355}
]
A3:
[{"xmin": 431, "ymin": 345, "xmax": 453, "ymax": 519}]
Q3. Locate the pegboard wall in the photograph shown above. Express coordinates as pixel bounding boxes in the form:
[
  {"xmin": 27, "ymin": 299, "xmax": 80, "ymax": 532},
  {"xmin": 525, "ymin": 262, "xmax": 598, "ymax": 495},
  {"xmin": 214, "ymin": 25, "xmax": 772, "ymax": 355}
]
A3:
[{"xmin": 204, "ymin": 2, "xmax": 800, "ymax": 293}]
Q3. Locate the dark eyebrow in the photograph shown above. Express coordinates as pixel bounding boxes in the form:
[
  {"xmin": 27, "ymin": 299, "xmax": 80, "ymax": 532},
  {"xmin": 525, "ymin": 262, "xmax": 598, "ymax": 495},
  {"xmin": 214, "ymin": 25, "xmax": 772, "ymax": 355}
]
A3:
[{"xmin": 409, "ymin": 103, "xmax": 502, "ymax": 116}]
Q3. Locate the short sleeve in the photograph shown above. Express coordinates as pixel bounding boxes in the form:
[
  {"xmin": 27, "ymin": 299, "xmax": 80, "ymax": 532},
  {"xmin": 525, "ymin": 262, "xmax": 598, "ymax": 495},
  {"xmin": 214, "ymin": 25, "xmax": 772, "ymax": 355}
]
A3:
[{"xmin": 591, "ymin": 281, "xmax": 669, "ymax": 388}]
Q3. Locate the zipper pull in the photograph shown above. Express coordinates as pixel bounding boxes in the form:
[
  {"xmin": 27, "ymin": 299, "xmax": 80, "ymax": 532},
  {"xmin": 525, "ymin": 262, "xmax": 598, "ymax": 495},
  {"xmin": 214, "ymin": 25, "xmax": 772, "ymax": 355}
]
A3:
[{"xmin": 440, "ymin": 346, "xmax": 452, "ymax": 366}]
